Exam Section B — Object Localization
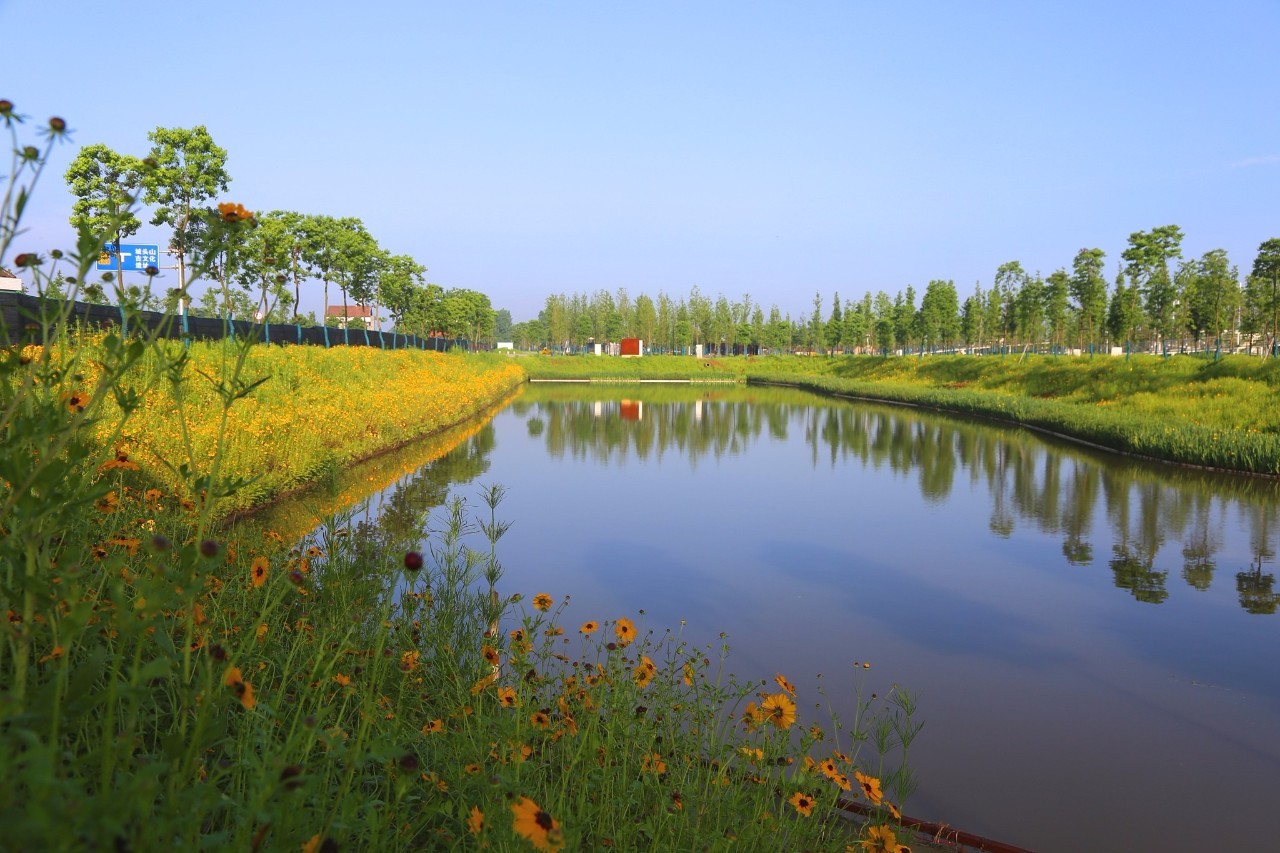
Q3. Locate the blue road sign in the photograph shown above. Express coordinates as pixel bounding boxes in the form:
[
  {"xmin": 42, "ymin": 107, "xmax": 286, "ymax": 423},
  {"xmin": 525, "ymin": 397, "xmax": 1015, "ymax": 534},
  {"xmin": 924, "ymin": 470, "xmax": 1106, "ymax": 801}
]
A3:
[{"xmin": 97, "ymin": 244, "xmax": 161, "ymax": 272}]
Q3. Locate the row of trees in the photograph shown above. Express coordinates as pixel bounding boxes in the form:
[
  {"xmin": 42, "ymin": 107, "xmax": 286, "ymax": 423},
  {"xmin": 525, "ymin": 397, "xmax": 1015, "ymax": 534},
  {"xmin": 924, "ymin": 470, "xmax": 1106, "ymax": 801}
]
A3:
[
  {"xmin": 61, "ymin": 127, "xmax": 497, "ymax": 344},
  {"xmin": 514, "ymin": 231, "xmax": 1280, "ymax": 356}
]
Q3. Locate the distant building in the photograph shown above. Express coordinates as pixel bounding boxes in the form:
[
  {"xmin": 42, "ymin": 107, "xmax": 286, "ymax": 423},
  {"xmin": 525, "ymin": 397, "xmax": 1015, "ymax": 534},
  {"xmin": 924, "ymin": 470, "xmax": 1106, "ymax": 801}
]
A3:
[
  {"xmin": 0, "ymin": 268, "xmax": 23, "ymax": 292},
  {"xmin": 325, "ymin": 304, "xmax": 376, "ymax": 330}
]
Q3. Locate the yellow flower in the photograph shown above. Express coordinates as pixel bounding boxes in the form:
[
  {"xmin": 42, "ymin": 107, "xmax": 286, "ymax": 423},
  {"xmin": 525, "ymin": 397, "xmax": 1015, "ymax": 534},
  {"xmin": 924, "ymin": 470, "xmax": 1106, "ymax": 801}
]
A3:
[
  {"xmin": 532, "ymin": 592, "xmax": 553, "ymax": 611},
  {"xmin": 640, "ymin": 752, "xmax": 666, "ymax": 774},
  {"xmin": 251, "ymin": 555, "xmax": 269, "ymax": 588},
  {"xmin": 579, "ymin": 621, "xmax": 598, "ymax": 635},
  {"xmin": 741, "ymin": 701, "xmax": 765, "ymax": 732},
  {"xmin": 529, "ymin": 710, "xmax": 551, "ymax": 729},
  {"xmin": 511, "ymin": 796, "xmax": 563, "ymax": 851},
  {"xmin": 788, "ymin": 791, "xmax": 815, "ymax": 817},
  {"xmin": 774, "ymin": 673, "xmax": 796, "ymax": 696},
  {"xmin": 332, "ymin": 673, "xmax": 351, "ymax": 687},
  {"xmin": 217, "ymin": 201, "xmax": 254, "ymax": 222},
  {"xmin": 859, "ymin": 824, "xmax": 907, "ymax": 852},
  {"xmin": 482, "ymin": 645, "xmax": 501, "ymax": 667},
  {"xmin": 224, "ymin": 666, "xmax": 256, "ymax": 710},
  {"xmin": 497, "ymin": 686, "xmax": 520, "ymax": 708},
  {"xmin": 468, "ymin": 805, "xmax": 484, "ymax": 836},
  {"xmin": 855, "ymin": 771, "xmax": 884, "ymax": 805},
  {"xmin": 760, "ymin": 692, "xmax": 796, "ymax": 729},
  {"xmin": 613, "ymin": 617, "xmax": 636, "ymax": 647},
  {"xmin": 421, "ymin": 719, "xmax": 445, "ymax": 735},
  {"xmin": 633, "ymin": 656, "xmax": 656, "ymax": 688},
  {"xmin": 683, "ymin": 661, "xmax": 695, "ymax": 686}
]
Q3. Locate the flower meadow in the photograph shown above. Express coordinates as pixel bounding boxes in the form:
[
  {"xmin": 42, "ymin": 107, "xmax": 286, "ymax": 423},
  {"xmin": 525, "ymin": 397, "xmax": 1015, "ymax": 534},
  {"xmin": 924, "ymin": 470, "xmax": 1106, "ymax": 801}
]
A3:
[{"xmin": 1, "ymin": 104, "xmax": 920, "ymax": 850}]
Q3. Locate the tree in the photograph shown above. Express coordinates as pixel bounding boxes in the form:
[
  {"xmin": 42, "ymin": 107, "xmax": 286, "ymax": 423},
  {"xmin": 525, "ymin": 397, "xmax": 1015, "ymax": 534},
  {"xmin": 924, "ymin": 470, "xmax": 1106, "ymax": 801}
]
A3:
[
  {"xmin": 1043, "ymin": 270, "xmax": 1070, "ymax": 353},
  {"xmin": 379, "ymin": 253, "xmax": 429, "ymax": 328},
  {"xmin": 1069, "ymin": 248, "xmax": 1108, "ymax": 352},
  {"xmin": 1123, "ymin": 225, "xmax": 1183, "ymax": 353},
  {"xmin": 65, "ymin": 144, "xmax": 142, "ymax": 298},
  {"xmin": 1251, "ymin": 238, "xmax": 1280, "ymax": 357},
  {"xmin": 993, "ymin": 261, "xmax": 1028, "ymax": 347},
  {"xmin": 825, "ymin": 293, "xmax": 843, "ymax": 354},
  {"xmin": 142, "ymin": 126, "xmax": 230, "ymax": 297},
  {"xmin": 917, "ymin": 280, "xmax": 959, "ymax": 351}
]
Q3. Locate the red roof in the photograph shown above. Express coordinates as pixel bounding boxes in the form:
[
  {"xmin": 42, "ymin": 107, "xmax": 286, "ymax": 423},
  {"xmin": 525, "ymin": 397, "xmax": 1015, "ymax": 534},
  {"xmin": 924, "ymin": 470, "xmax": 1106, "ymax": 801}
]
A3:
[{"xmin": 325, "ymin": 305, "xmax": 373, "ymax": 318}]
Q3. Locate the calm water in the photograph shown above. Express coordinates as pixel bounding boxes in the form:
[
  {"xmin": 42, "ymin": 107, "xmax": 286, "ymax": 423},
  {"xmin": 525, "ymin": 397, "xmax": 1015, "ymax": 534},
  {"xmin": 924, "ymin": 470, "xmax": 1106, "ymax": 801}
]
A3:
[{"xmin": 302, "ymin": 382, "xmax": 1280, "ymax": 852}]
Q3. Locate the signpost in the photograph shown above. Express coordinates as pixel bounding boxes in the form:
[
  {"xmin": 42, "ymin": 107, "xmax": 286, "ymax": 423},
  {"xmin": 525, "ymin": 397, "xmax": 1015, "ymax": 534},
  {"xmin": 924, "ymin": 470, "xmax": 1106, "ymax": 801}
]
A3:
[{"xmin": 96, "ymin": 244, "xmax": 160, "ymax": 272}]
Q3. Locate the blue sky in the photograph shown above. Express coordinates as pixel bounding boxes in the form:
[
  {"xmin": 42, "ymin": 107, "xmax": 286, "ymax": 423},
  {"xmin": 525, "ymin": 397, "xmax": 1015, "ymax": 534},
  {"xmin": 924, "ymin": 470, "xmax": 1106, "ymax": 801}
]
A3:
[{"xmin": 4, "ymin": 1, "xmax": 1278, "ymax": 322}]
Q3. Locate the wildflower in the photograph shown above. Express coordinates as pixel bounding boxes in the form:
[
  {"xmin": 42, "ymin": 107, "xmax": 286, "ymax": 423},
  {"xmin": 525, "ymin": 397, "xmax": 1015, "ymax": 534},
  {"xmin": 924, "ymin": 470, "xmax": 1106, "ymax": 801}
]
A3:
[
  {"xmin": 760, "ymin": 692, "xmax": 796, "ymax": 730},
  {"xmin": 256, "ymin": 624, "xmax": 268, "ymax": 643},
  {"xmin": 683, "ymin": 661, "xmax": 695, "ymax": 686},
  {"xmin": 400, "ymin": 649, "xmax": 420, "ymax": 672},
  {"xmin": 789, "ymin": 791, "xmax": 815, "ymax": 817},
  {"xmin": 740, "ymin": 747, "xmax": 763, "ymax": 762},
  {"xmin": 306, "ymin": 546, "xmax": 324, "ymax": 558},
  {"xmin": 511, "ymin": 796, "xmax": 563, "ymax": 851},
  {"xmin": 251, "ymin": 556, "xmax": 269, "ymax": 588},
  {"xmin": 579, "ymin": 620, "xmax": 598, "ymax": 635},
  {"xmin": 641, "ymin": 752, "xmax": 666, "ymax": 774},
  {"xmin": 199, "ymin": 539, "xmax": 219, "ymax": 559},
  {"xmin": 471, "ymin": 672, "xmax": 497, "ymax": 694},
  {"xmin": 613, "ymin": 617, "xmax": 636, "ymax": 647},
  {"xmin": 468, "ymin": 805, "xmax": 484, "ymax": 836},
  {"xmin": 775, "ymin": 673, "xmax": 796, "ymax": 696},
  {"xmin": 332, "ymin": 673, "xmax": 351, "ymax": 687},
  {"xmin": 741, "ymin": 701, "xmax": 765, "ymax": 732},
  {"xmin": 544, "ymin": 626, "xmax": 564, "ymax": 637},
  {"xmin": 66, "ymin": 390, "xmax": 88, "ymax": 413},
  {"xmin": 39, "ymin": 646, "xmax": 65, "ymax": 664},
  {"xmin": 96, "ymin": 491, "xmax": 120, "ymax": 514},
  {"xmin": 482, "ymin": 645, "xmax": 501, "ymax": 667},
  {"xmin": 532, "ymin": 592, "xmax": 553, "ymax": 611},
  {"xmin": 464, "ymin": 762, "xmax": 482, "ymax": 775},
  {"xmin": 47, "ymin": 116, "xmax": 67, "ymax": 135},
  {"xmin": 529, "ymin": 710, "xmax": 550, "ymax": 729},
  {"xmin": 14, "ymin": 252, "xmax": 40, "ymax": 267},
  {"xmin": 497, "ymin": 686, "xmax": 520, "ymax": 708},
  {"xmin": 224, "ymin": 666, "xmax": 256, "ymax": 710},
  {"xmin": 100, "ymin": 450, "xmax": 140, "ymax": 472},
  {"xmin": 670, "ymin": 791, "xmax": 683, "ymax": 811},
  {"xmin": 859, "ymin": 824, "xmax": 907, "ymax": 852},
  {"xmin": 633, "ymin": 656, "xmax": 656, "ymax": 688},
  {"xmin": 855, "ymin": 771, "xmax": 884, "ymax": 805},
  {"xmin": 108, "ymin": 537, "xmax": 142, "ymax": 556},
  {"xmin": 217, "ymin": 201, "xmax": 254, "ymax": 222},
  {"xmin": 404, "ymin": 551, "xmax": 424, "ymax": 571},
  {"xmin": 419, "ymin": 717, "xmax": 444, "ymax": 735}
]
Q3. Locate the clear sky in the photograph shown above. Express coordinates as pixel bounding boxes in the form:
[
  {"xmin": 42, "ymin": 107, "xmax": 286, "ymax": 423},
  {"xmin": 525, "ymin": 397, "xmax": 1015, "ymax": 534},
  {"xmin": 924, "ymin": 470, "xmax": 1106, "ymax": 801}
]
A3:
[{"xmin": 4, "ymin": 0, "xmax": 1278, "ymax": 323}]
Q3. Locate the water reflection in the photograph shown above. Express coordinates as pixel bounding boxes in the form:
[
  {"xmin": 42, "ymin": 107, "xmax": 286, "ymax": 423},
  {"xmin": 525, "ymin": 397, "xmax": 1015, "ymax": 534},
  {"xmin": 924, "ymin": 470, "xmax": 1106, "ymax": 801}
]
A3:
[{"xmin": 515, "ymin": 383, "xmax": 1280, "ymax": 615}]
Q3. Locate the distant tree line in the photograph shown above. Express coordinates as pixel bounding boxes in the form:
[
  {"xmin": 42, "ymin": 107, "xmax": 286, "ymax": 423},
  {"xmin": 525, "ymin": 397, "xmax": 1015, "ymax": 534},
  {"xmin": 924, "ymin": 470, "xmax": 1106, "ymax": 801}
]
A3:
[
  {"xmin": 516, "ymin": 230, "xmax": 1280, "ymax": 357},
  {"xmin": 57, "ymin": 127, "xmax": 496, "ymax": 347}
]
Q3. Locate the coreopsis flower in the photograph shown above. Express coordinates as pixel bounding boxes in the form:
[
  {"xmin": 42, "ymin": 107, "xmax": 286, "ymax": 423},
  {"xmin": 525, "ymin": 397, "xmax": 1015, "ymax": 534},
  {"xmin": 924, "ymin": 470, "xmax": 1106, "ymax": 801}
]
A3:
[
  {"xmin": 251, "ymin": 555, "xmax": 269, "ymax": 588},
  {"xmin": 774, "ymin": 673, "xmax": 796, "ymax": 696},
  {"xmin": 510, "ymin": 796, "xmax": 563, "ymax": 851},
  {"xmin": 788, "ymin": 791, "xmax": 815, "ymax": 817},
  {"xmin": 855, "ymin": 770, "xmax": 885, "ymax": 805},
  {"xmin": 217, "ymin": 202, "xmax": 254, "ymax": 223},
  {"xmin": 760, "ymin": 692, "xmax": 796, "ymax": 729},
  {"xmin": 613, "ymin": 617, "xmax": 636, "ymax": 647},
  {"xmin": 579, "ymin": 621, "xmax": 598, "ymax": 635},
  {"xmin": 224, "ymin": 666, "xmax": 256, "ymax": 710},
  {"xmin": 532, "ymin": 592, "xmax": 553, "ymax": 611}
]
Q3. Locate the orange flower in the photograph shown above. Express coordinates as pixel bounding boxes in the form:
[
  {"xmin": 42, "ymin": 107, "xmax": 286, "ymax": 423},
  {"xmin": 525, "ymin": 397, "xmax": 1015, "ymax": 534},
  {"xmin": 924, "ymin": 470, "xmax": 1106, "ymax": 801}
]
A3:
[
  {"xmin": 511, "ymin": 796, "xmax": 563, "ymax": 851},
  {"xmin": 251, "ymin": 555, "xmax": 269, "ymax": 588},
  {"xmin": 467, "ymin": 805, "xmax": 484, "ymax": 836},
  {"xmin": 482, "ymin": 645, "xmax": 501, "ymax": 667},
  {"xmin": 497, "ymin": 686, "xmax": 520, "ymax": 708},
  {"xmin": 760, "ymin": 692, "xmax": 796, "ymax": 730},
  {"xmin": 855, "ymin": 771, "xmax": 884, "ymax": 805},
  {"xmin": 683, "ymin": 661, "xmax": 695, "ymax": 686},
  {"xmin": 640, "ymin": 752, "xmax": 666, "ymax": 774},
  {"xmin": 224, "ymin": 665, "xmax": 256, "ymax": 710},
  {"xmin": 421, "ymin": 719, "xmax": 445, "ymax": 734},
  {"xmin": 613, "ymin": 617, "xmax": 636, "ymax": 647},
  {"xmin": 633, "ymin": 655, "xmax": 656, "ymax": 688},
  {"xmin": 332, "ymin": 673, "xmax": 351, "ymax": 687},
  {"xmin": 860, "ymin": 823, "xmax": 907, "ymax": 852},
  {"xmin": 579, "ymin": 621, "xmax": 598, "ymax": 635},
  {"xmin": 788, "ymin": 791, "xmax": 815, "ymax": 817},
  {"xmin": 217, "ymin": 201, "xmax": 254, "ymax": 222},
  {"xmin": 532, "ymin": 592, "xmax": 553, "ymax": 611},
  {"xmin": 774, "ymin": 673, "xmax": 796, "ymax": 696}
]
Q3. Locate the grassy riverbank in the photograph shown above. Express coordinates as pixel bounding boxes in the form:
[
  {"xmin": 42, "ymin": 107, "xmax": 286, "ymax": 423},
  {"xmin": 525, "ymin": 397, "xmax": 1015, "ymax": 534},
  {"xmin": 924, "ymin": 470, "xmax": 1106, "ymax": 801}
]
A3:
[
  {"xmin": 523, "ymin": 352, "xmax": 1280, "ymax": 475},
  {"xmin": 2, "ymin": 332, "xmax": 917, "ymax": 851}
]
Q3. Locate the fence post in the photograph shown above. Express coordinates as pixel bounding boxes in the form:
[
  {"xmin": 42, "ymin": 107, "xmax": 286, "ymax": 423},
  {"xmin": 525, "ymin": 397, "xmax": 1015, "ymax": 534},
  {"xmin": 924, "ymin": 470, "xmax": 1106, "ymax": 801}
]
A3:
[
  {"xmin": 323, "ymin": 324, "xmax": 330, "ymax": 348},
  {"xmin": 297, "ymin": 323, "xmax": 303, "ymax": 345}
]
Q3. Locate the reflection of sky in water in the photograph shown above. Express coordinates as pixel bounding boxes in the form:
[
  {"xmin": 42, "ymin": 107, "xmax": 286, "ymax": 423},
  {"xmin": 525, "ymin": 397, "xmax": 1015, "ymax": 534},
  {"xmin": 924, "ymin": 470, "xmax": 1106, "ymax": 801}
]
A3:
[{"xmin": 347, "ymin": 386, "xmax": 1280, "ymax": 852}]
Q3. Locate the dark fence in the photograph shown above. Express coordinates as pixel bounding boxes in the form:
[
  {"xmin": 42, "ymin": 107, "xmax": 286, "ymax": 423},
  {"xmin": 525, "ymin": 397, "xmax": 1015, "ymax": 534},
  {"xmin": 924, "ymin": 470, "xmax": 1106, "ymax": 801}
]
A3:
[{"xmin": 0, "ymin": 291, "xmax": 473, "ymax": 351}]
